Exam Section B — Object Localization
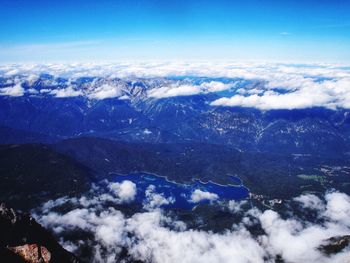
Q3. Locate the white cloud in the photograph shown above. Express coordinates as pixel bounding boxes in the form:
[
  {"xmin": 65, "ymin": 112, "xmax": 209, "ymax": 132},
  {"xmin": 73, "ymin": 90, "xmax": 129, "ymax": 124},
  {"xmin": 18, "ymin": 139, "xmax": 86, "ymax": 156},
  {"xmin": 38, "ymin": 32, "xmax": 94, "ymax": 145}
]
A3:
[
  {"xmin": 34, "ymin": 188, "xmax": 350, "ymax": 263},
  {"xmin": 211, "ymin": 77, "xmax": 350, "ymax": 110},
  {"xmin": 50, "ymin": 86, "xmax": 83, "ymax": 98},
  {"xmin": 148, "ymin": 84, "xmax": 201, "ymax": 99},
  {"xmin": 210, "ymin": 92, "xmax": 325, "ymax": 110},
  {"xmin": 147, "ymin": 81, "xmax": 233, "ymax": 99},
  {"xmin": 323, "ymin": 192, "xmax": 350, "ymax": 227},
  {"xmin": 189, "ymin": 189, "xmax": 219, "ymax": 203},
  {"xmin": 228, "ymin": 200, "xmax": 248, "ymax": 214},
  {"xmin": 201, "ymin": 81, "xmax": 233, "ymax": 92},
  {"xmin": 142, "ymin": 185, "xmax": 175, "ymax": 210},
  {"xmin": 88, "ymin": 83, "xmax": 124, "ymax": 100},
  {"xmin": 294, "ymin": 194, "xmax": 325, "ymax": 211},
  {"xmin": 125, "ymin": 211, "xmax": 265, "ymax": 263},
  {"xmin": 0, "ymin": 82, "xmax": 25, "ymax": 96},
  {"xmin": 108, "ymin": 180, "xmax": 137, "ymax": 203},
  {"xmin": 1, "ymin": 62, "xmax": 349, "ymax": 81},
  {"xmin": 259, "ymin": 210, "xmax": 321, "ymax": 262},
  {"xmin": 143, "ymin": 128, "xmax": 152, "ymax": 135}
]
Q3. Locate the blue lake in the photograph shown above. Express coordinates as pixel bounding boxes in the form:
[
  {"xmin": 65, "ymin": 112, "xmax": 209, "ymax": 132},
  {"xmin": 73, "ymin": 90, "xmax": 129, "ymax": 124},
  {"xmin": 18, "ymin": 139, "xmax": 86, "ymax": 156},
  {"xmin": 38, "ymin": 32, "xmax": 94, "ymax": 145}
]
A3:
[{"xmin": 113, "ymin": 173, "xmax": 249, "ymax": 210}]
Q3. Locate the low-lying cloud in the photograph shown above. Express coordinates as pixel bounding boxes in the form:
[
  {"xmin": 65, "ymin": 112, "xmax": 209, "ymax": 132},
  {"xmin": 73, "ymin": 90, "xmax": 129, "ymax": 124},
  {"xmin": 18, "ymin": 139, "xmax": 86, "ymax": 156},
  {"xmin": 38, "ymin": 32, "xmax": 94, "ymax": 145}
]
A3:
[
  {"xmin": 210, "ymin": 78, "xmax": 350, "ymax": 110},
  {"xmin": 0, "ymin": 82, "xmax": 25, "ymax": 96},
  {"xmin": 1, "ymin": 62, "xmax": 350, "ymax": 109},
  {"xmin": 50, "ymin": 86, "xmax": 83, "ymax": 98},
  {"xmin": 108, "ymin": 181, "xmax": 137, "ymax": 203},
  {"xmin": 189, "ymin": 189, "xmax": 219, "ymax": 203},
  {"xmin": 33, "ymin": 181, "xmax": 350, "ymax": 263},
  {"xmin": 87, "ymin": 83, "xmax": 124, "ymax": 100},
  {"xmin": 142, "ymin": 185, "xmax": 175, "ymax": 210},
  {"xmin": 147, "ymin": 81, "xmax": 233, "ymax": 99}
]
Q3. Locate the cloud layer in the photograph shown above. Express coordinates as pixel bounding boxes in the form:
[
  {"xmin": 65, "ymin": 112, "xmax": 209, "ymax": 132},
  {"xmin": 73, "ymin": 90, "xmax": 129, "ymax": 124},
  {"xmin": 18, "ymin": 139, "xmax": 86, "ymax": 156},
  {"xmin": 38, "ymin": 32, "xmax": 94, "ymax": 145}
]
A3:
[
  {"xmin": 33, "ymin": 181, "xmax": 350, "ymax": 263},
  {"xmin": 1, "ymin": 62, "xmax": 350, "ymax": 110}
]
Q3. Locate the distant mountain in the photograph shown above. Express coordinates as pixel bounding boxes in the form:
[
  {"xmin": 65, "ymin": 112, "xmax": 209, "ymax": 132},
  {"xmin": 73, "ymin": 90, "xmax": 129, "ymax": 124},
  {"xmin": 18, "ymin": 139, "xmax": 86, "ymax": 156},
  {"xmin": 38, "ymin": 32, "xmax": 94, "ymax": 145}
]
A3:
[{"xmin": 1, "ymin": 76, "xmax": 350, "ymax": 157}]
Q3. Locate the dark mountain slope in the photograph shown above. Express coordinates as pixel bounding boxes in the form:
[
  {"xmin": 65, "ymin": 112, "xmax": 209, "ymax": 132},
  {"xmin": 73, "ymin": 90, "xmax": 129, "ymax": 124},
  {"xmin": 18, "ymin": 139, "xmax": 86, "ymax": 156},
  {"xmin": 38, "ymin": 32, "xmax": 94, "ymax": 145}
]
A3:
[
  {"xmin": 54, "ymin": 137, "xmax": 350, "ymax": 199},
  {"xmin": 0, "ymin": 125, "xmax": 53, "ymax": 144},
  {"xmin": 54, "ymin": 137, "xmax": 243, "ymax": 184},
  {"xmin": 0, "ymin": 144, "xmax": 93, "ymax": 210}
]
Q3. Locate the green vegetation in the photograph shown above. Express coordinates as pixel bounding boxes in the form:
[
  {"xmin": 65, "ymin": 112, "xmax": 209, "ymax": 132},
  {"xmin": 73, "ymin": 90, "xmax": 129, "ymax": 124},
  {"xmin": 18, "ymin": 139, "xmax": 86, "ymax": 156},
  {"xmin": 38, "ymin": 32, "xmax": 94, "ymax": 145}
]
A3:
[{"xmin": 297, "ymin": 174, "xmax": 328, "ymax": 184}]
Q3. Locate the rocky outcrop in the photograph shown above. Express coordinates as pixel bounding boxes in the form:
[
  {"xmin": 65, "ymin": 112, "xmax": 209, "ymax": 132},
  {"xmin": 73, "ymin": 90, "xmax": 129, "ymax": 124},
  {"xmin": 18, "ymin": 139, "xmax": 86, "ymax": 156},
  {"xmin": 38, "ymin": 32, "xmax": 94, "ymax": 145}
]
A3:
[
  {"xmin": 319, "ymin": 235, "xmax": 350, "ymax": 255},
  {"xmin": 8, "ymin": 244, "xmax": 51, "ymax": 263},
  {"xmin": 0, "ymin": 202, "xmax": 81, "ymax": 263}
]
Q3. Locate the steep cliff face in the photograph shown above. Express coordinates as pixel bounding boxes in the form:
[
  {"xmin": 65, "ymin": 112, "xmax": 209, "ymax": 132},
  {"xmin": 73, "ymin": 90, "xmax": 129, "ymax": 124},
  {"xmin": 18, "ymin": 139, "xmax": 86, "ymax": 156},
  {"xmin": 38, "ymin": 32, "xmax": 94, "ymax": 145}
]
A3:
[{"xmin": 0, "ymin": 203, "xmax": 81, "ymax": 263}]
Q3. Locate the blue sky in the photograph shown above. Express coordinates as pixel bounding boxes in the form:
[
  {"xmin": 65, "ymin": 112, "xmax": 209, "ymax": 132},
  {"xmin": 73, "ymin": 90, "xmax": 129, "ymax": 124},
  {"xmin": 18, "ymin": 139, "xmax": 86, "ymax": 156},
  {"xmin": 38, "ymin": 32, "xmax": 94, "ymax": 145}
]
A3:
[{"xmin": 1, "ymin": 0, "xmax": 350, "ymax": 62}]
